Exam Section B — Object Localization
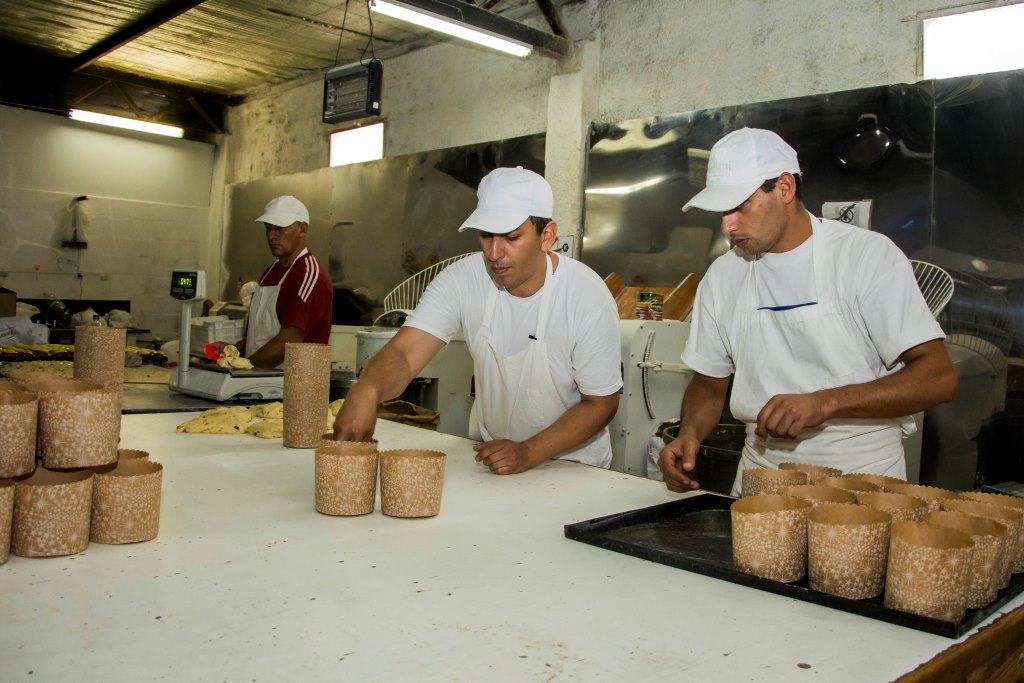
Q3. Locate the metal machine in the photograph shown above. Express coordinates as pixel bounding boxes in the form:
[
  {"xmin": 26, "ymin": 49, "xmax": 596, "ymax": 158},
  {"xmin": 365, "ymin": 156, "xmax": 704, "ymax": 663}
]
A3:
[
  {"xmin": 166, "ymin": 269, "xmax": 284, "ymax": 401},
  {"xmin": 608, "ymin": 320, "xmax": 693, "ymax": 478}
]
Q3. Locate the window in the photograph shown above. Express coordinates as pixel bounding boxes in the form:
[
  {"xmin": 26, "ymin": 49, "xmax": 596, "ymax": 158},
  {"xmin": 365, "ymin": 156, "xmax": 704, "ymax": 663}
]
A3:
[
  {"xmin": 329, "ymin": 122, "xmax": 384, "ymax": 167},
  {"xmin": 924, "ymin": 4, "xmax": 1024, "ymax": 79}
]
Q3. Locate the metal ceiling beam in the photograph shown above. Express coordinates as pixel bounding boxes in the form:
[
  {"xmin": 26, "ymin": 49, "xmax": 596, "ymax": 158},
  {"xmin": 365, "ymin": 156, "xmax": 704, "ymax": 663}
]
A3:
[
  {"xmin": 534, "ymin": 0, "xmax": 569, "ymax": 38},
  {"xmin": 68, "ymin": 0, "xmax": 209, "ymax": 72},
  {"xmin": 393, "ymin": 0, "xmax": 572, "ymax": 57}
]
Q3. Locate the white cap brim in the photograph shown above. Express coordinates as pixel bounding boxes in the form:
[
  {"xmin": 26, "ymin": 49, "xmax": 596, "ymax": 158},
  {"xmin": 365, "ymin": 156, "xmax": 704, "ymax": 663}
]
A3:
[
  {"xmin": 458, "ymin": 207, "xmax": 531, "ymax": 234},
  {"xmin": 255, "ymin": 212, "xmax": 295, "ymax": 227},
  {"xmin": 682, "ymin": 180, "xmax": 762, "ymax": 212}
]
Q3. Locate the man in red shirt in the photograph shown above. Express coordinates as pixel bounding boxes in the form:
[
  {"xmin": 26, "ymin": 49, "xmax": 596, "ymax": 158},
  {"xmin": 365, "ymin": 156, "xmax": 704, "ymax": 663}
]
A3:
[{"xmin": 243, "ymin": 195, "xmax": 333, "ymax": 368}]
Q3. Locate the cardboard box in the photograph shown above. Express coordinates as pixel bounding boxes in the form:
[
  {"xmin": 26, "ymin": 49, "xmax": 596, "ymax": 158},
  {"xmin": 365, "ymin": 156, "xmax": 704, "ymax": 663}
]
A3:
[{"xmin": 0, "ymin": 288, "xmax": 16, "ymax": 317}]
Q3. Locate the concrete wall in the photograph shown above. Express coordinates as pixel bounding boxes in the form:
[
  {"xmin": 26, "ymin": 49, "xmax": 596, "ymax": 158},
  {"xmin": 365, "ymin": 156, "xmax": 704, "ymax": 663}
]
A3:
[
  {"xmin": 0, "ymin": 0, "xmax": 994, "ymax": 341},
  {"xmin": 223, "ymin": 0, "xmax": 960, "ymax": 239},
  {"xmin": 0, "ymin": 105, "xmax": 223, "ymax": 341}
]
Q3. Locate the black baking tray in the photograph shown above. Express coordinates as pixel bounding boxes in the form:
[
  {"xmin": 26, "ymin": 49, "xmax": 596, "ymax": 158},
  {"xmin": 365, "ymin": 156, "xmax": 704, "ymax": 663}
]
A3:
[{"xmin": 564, "ymin": 493, "xmax": 1024, "ymax": 638}]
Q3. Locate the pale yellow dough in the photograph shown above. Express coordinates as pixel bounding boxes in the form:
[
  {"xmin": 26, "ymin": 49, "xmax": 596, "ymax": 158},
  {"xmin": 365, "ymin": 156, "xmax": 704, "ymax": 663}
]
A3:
[
  {"xmin": 247, "ymin": 419, "xmax": 283, "ymax": 439},
  {"xmin": 217, "ymin": 344, "xmax": 252, "ymax": 370},
  {"xmin": 176, "ymin": 405, "xmax": 254, "ymax": 434},
  {"xmin": 252, "ymin": 402, "xmax": 284, "ymax": 419}
]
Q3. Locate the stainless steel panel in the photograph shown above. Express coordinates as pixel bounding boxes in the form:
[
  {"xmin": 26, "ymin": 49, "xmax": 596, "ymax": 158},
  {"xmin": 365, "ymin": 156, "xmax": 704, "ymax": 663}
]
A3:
[
  {"xmin": 586, "ymin": 71, "xmax": 1024, "ymax": 488},
  {"xmin": 224, "ymin": 133, "xmax": 545, "ymax": 304}
]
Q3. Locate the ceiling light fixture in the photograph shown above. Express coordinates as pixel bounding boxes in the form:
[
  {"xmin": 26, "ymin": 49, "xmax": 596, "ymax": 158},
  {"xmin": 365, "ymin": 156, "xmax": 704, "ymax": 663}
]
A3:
[
  {"xmin": 370, "ymin": 0, "xmax": 532, "ymax": 57},
  {"xmin": 68, "ymin": 109, "xmax": 184, "ymax": 138}
]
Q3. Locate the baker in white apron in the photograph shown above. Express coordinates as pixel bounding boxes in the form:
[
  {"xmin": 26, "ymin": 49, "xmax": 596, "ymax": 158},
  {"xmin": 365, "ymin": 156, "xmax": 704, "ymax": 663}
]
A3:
[
  {"xmin": 658, "ymin": 128, "xmax": 956, "ymax": 494},
  {"xmin": 331, "ymin": 167, "xmax": 622, "ymax": 473},
  {"xmin": 244, "ymin": 248, "xmax": 305, "ymax": 370},
  {"xmin": 727, "ymin": 217, "xmax": 910, "ymax": 495},
  {"xmin": 468, "ymin": 252, "xmax": 610, "ymax": 467}
]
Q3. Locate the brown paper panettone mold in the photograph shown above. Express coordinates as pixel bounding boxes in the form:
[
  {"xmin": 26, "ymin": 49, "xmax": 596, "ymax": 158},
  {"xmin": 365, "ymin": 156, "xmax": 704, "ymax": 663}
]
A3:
[
  {"xmin": 841, "ymin": 472, "xmax": 907, "ymax": 492},
  {"xmin": 884, "ymin": 521, "xmax": 973, "ymax": 623},
  {"xmin": 806, "ymin": 503, "xmax": 891, "ymax": 599},
  {"xmin": 379, "ymin": 449, "xmax": 447, "ymax": 518},
  {"xmin": 117, "ymin": 448, "xmax": 150, "ymax": 461},
  {"xmin": 315, "ymin": 442, "xmax": 379, "ymax": 516},
  {"xmin": 854, "ymin": 491, "xmax": 929, "ymax": 522},
  {"xmin": 782, "ymin": 484, "xmax": 856, "ymax": 507},
  {"xmin": 958, "ymin": 491, "xmax": 1024, "ymax": 573},
  {"xmin": 0, "ymin": 389, "xmax": 38, "ymax": 478},
  {"xmin": 90, "ymin": 459, "xmax": 163, "ymax": 544},
  {"xmin": 941, "ymin": 498, "xmax": 1021, "ymax": 586},
  {"xmin": 740, "ymin": 467, "xmax": 807, "ymax": 497},
  {"xmin": 12, "ymin": 468, "xmax": 94, "ymax": 557},
  {"xmin": 283, "ymin": 343, "xmax": 331, "ymax": 449},
  {"xmin": 923, "ymin": 510, "xmax": 1007, "ymax": 610},
  {"xmin": 74, "ymin": 325, "xmax": 127, "ymax": 389},
  {"xmin": 819, "ymin": 476, "xmax": 880, "ymax": 494},
  {"xmin": 0, "ymin": 478, "xmax": 14, "ymax": 565},
  {"xmin": 13, "ymin": 375, "xmax": 121, "ymax": 469},
  {"xmin": 887, "ymin": 483, "xmax": 960, "ymax": 513},
  {"xmin": 778, "ymin": 462, "xmax": 842, "ymax": 485},
  {"xmin": 730, "ymin": 494, "xmax": 812, "ymax": 583}
]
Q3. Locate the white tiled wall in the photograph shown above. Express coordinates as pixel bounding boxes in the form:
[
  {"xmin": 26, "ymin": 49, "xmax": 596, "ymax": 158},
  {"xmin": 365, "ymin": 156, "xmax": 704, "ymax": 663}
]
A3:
[{"xmin": 0, "ymin": 105, "xmax": 221, "ymax": 342}]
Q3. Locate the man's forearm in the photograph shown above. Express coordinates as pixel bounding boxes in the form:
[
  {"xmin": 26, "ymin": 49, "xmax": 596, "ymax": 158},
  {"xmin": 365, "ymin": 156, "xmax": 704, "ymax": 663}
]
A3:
[
  {"xmin": 353, "ymin": 343, "xmax": 420, "ymax": 404},
  {"xmin": 815, "ymin": 340, "xmax": 957, "ymax": 420},
  {"xmin": 520, "ymin": 394, "xmax": 619, "ymax": 468},
  {"xmin": 680, "ymin": 374, "xmax": 730, "ymax": 441}
]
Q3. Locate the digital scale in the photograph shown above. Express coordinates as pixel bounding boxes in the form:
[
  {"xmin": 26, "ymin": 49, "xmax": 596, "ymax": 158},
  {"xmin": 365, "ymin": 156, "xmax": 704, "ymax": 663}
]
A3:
[{"xmin": 166, "ymin": 269, "xmax": 284, "ymax": 402}]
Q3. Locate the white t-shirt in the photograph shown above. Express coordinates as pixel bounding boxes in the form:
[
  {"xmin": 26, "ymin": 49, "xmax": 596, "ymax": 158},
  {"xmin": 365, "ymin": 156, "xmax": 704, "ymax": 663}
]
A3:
[
  {"xmin": 406, "ymin": 253, "xmax": 623, "ymax": 407},
  {"xmin": 683, "ymin": 216, "xmax": 944, "ymax": 381}
]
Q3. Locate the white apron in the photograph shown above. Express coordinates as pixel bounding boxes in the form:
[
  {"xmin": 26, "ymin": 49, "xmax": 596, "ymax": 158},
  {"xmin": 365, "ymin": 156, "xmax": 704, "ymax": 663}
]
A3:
[
  {"xmin": 245, "ymin": 248, "xmax": 306, "ymax": 369},
  {"xmin": 468, "ymin": 253, "xmax": 611, "ymax": 467},
  {"xmin": 728, "ymin": 218, "xmax": 909, "ymax": 495}
]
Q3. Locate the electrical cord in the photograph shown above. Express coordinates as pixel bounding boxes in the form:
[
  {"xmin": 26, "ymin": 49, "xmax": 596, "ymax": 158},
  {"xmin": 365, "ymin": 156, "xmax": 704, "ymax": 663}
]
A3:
[
  {"xmin": 361, "ymin": 0, "xmax": 377, "ymax": 65},
  {"xmin": 333, "ymin": 0, "xmax": 352, "ymax": 65}
]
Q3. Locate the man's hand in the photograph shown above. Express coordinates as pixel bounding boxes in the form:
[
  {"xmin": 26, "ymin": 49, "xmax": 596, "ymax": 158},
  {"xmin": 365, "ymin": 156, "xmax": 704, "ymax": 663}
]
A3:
[
  {"xmin": 755, "ymin": 393, "xmax": 831, "ymax": 440},
  {"xmin": 473, "ymin": 439, "xmax": 535, "ymax": 475},
  {"xmin": 332, "ymin": 383, "xmax": 380, "ymax": 442},
  {"xmin": 658, "ymin": 434, "xmax": 701, "ymax": 492}
]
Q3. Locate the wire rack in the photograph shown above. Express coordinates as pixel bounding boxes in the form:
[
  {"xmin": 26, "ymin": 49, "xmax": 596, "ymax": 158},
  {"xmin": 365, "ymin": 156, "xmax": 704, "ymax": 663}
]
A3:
[
  {"xmin": 937, "ymin": 272, "xmax": 1014, "ymax": 374},
  {"xmin": 382, "ymin": 253, "xmax": 475, "ymax": 312},
  {"xmin": 910, "ymin": 260, "xmax": 955, "ymax": 319}
]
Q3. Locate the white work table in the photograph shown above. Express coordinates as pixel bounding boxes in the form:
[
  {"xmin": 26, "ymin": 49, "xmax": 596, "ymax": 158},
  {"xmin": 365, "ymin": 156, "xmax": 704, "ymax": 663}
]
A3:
[{"xmin": 1, "ymin": 413, "xmax": 1021, "ymax": 682}]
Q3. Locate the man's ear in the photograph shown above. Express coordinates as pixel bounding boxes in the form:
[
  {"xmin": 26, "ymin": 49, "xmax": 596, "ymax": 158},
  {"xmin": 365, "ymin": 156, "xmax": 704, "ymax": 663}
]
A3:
[
  {"xmin": 776, "ymin": 173, "xmax": 799, "ymax": 205},
  {"xmin": 540, "ymin": 220, "xmax": 558, "ymax": 251}
]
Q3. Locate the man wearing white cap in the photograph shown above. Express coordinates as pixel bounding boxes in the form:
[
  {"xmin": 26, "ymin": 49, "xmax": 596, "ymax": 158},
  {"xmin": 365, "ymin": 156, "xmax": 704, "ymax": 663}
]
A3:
[
  {"xmin": 334, "ymin": 167, "xmax": 622, "ymax": 474},
  {"xmin": 659, "ymin": 128, "xmax": 957, "ymax": 495},
  {"xmin": 243, "ymin": 195, "xmax": 332, "ymax": 368}
]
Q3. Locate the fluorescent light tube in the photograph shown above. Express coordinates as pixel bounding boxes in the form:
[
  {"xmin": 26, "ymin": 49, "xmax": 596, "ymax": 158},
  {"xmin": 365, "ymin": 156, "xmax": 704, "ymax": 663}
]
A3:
[
  {"xmin": 585, "ymin": 176, "xmax": 667, "ymax": 196},
  {"xmin": 68, "ymin": 109, "xmax": 184, "ymax": 138},
  {"xmin": 370, "ymin": 0, "xmax": 532, "ymax": 57}
]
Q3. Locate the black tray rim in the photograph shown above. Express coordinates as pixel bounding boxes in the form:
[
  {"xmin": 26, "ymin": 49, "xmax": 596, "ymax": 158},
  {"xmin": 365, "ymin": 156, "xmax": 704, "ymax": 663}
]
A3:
[{"xmin": 564, "ymin": 492, "xmax": 1024, "ymax": 639}]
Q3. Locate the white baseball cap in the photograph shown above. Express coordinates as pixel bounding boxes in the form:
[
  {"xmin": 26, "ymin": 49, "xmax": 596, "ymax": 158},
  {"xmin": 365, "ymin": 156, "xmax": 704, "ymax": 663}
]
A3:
[
  {"xmin": 682, "ymin": 128, "xmax": 801, "ymax": 212},
  {"xmin": 255, "ymin": 195, "xmax": 309, "ymax": 227},
  {"xmin": 458, "ymin": 166, "xmax": 553, "ymax": 234}
]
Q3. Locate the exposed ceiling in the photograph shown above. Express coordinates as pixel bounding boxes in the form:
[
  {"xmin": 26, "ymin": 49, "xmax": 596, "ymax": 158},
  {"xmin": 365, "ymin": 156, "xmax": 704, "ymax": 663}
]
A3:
[{"xmin": 0, "ymin": 0, "xmax": 570, "ymax": 139}]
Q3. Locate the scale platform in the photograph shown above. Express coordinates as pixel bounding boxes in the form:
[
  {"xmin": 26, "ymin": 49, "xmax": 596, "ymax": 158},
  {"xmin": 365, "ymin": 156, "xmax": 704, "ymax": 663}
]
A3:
[{"xmin": 168, "ymin": 357, "xmax": 284, "ymax": 402}]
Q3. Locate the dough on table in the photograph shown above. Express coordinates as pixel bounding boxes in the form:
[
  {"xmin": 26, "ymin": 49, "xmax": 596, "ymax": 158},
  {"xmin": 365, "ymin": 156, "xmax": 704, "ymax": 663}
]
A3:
[
  {"xmin": 252, "ymin": 402, "xmax": 283, "ymax": 419},
  {"xmin": 247, "ymin": 419, "xmax": 283, "ymax": 439},
  {"xmin": 176, "ymin": 405, "xmax": 254, "ymax": 434},
  {"xmin": 329, "ymin": 398, "xmax": 345, "ymax": 417}
]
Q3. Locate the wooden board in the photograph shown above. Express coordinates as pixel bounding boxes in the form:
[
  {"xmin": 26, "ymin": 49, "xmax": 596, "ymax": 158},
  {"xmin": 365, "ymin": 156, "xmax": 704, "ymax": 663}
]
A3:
[{"xmin": 604, "ymin": 272, "xmax": 700, "ymax": 321}]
